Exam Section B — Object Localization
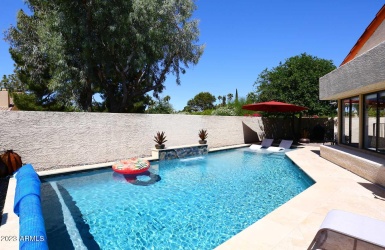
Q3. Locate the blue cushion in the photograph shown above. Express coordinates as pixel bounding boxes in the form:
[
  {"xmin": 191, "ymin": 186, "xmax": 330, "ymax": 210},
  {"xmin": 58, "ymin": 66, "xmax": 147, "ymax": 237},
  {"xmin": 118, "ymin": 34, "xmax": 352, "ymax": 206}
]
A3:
[
  {"xmin": 14, "ymin": 164, "xmax": 41, "ymax": 216},
  {"xmin": 13, "ymin": 164, "xmax": 48, "ymax": 250}
]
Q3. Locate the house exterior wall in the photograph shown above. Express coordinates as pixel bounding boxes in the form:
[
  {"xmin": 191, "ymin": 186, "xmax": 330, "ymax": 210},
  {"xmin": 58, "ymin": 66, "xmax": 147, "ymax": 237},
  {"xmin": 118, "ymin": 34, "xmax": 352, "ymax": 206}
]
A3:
[
  {"xmin": 319, "ymin": 41, "xmax": 385, "ymax": 100},
  {"xmin": 357, "ymin": 19, "xmax": 385, "ymax": 57},
  {"xmin": 319, "ymin": 5, "xmax": 385, "ymax": 182}
]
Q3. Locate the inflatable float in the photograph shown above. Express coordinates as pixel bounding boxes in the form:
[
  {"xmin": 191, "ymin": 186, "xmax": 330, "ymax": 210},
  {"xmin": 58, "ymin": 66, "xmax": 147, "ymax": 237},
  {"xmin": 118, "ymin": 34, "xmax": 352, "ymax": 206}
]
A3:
[
  {"xmin": 112, "ymin": 171, "xmax": 161, "ymax": 186},
  {"xmin": 112, "ymin": 158, "xmax": 161, "ymax": 186},
  {"xmin": 112, "ymin": 158, "xmax": 150, "ymax": 175}
]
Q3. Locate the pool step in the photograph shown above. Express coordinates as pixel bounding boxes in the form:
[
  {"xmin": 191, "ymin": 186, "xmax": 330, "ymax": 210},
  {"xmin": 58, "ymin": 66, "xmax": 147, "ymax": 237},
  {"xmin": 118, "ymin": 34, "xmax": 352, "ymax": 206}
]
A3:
[
  {"xmin": 50, "ymin": 182, "xmax": 87, "ymax": 250},
  {"xmin": 267, "ymin": 153, "xmax": 286, "ymax": 159}
]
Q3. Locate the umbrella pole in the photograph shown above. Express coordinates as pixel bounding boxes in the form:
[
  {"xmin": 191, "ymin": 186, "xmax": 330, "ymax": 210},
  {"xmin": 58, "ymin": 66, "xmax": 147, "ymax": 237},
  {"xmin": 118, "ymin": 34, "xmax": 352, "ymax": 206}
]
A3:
[
  {"xmin": 291, "ymin": 113, "xmax": 297, "ymax": 143},
  {"xmin": 298, "ymin": 112, "xmax": 303, "ymax": 141}
]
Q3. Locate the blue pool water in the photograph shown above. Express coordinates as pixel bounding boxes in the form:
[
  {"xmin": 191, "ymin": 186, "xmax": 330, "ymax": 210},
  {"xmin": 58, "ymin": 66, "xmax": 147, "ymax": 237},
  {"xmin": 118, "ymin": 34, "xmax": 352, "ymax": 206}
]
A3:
[{"xmin": 41, "ymin": 148, "xmax": 314, "ymax": 249}]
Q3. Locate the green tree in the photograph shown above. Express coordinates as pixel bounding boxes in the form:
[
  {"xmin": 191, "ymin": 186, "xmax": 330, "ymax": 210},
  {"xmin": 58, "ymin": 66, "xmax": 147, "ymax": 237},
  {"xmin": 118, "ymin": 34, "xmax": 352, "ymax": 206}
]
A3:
[
  {"xmin": 222, "ymin": 96, "xmax": 226, "ymax": 106},
  {"xmin": 246, "ymin": 92, "xmax": 257, "ymax": 103},
  {"xmin": 147, "ymin": 96, "xmax": 174, "ymax": 114},
  {"xmin": 217, "ymin": 95, "xmax": 222, "ymax": 106},
  {"xmin": 5, "ymin": 0, "xmax": 204, "ymax": 112},
  {"xmin": 5, "ymin": 9, "xmax": 75, "ymax": 111},
  {"xmin": 163, "ymin": 95, "xmax": 171, "ymax": 103},
  {"xmin": 0, "ymin": 76, "xmax": 4, "ymax": 90},
  {"xmin": 227, "ymin": 93, "xmax": 233, "ymax": 102},
  {"xmin": 185, "ymin": 92, "xmax": 216, "ymax": 112},
  {"xmin": 254, "ymin": 53, "xmax": 337, "ymax": 116},
  {"xmin": 0, "ymin": 74, "xmax": 25, "ymax": 92},
  {"xmin": 225, "ymin": 96, "xmax": 255, "ymax": 116}
]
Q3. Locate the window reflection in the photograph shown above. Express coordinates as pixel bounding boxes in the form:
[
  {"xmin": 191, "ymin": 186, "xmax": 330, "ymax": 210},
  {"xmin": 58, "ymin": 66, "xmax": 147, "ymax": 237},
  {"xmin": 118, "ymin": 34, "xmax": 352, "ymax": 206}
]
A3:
[
  {"xmin": 364, "ymin": 94, "xmax": 377, "ymax": 150},
  {"xmin": 342, "ymin": 97, "xmax": 359, "ymax": 147},
  {"xmin": 364, "ymin": 91, "xmax": 385, "ymax": 154}
]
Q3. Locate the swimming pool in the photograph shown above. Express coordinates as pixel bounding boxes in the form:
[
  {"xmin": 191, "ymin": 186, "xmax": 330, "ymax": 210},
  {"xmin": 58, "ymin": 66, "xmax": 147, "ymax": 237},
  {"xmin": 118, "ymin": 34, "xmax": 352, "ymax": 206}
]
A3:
[{"xmin": 41, "ymin": 148, "xmax": 314, "ymax": 249}]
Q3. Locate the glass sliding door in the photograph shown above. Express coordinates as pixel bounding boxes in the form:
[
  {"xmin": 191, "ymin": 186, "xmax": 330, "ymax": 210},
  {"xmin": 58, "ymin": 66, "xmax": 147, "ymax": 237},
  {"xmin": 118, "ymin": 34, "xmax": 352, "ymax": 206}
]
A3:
[
  {"xmin": 380, "ymin": 91, "xmax": 385, "ymax": 154},
  {"xmin": 341, "ymin": 97, "xmax": 359, "ymax": 147},
  {"xmin": 364, "ymin": 91, "xmax": 385, "ymax": 154},
  {"xmin": 364, "ymin": 93, "xmax": 377, "ymax": 151},
  {"xmin": 342, "ymin": 98, "xmax": 349, "ymax": 144}
]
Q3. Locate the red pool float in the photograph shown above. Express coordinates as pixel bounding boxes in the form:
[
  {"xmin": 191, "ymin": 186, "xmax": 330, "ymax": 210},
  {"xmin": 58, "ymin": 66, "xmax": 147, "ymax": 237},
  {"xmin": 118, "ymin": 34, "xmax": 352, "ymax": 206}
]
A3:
[{"xmin": 112, "ymin": 158, "xmax": 150, "ymax": 175}]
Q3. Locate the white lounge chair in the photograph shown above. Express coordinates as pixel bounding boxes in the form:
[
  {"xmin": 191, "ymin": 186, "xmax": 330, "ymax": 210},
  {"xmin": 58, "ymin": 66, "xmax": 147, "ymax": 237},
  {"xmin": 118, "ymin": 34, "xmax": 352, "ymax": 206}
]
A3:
[
  {"xmin": 308, "ymin": 210, "xmax": 385, "ymax": 250},
  {"xmin": 278, "ymin": 139, "xmax": 293, "ymax": 149},
  {"xmin": 249, "ymin": 138, "xmax": 274, "ymax": 150},
  {"xmin": 250, "ymin": 139, "xmax": 293, "ymax": 153},
  {"xmin": 262, "ymin": 140, "xmax": 292, "ymax": 152}
]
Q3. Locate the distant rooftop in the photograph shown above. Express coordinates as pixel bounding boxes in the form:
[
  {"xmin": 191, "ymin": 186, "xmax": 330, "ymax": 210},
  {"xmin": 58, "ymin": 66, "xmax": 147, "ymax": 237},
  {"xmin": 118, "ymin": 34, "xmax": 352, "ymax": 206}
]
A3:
[{"xmin": 0, "ymin": 89, "xmax": 15, "ymax": 111}]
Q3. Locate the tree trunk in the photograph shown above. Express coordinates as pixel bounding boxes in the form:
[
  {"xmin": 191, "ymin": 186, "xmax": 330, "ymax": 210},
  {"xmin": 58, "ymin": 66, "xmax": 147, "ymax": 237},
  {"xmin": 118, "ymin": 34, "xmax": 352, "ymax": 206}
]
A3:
[{"xmin": 106, "ymin": 84, "xmax": 120, "ymax": 113}]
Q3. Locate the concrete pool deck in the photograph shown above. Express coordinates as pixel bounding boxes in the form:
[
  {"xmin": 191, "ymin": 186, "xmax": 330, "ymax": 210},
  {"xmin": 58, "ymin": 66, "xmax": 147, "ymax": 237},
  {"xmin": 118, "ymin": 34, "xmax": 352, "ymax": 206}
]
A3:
[
  {"xmin": 216, "ymin": 145, "xmax": 385, "ymax": 249},
  {"xmin": 1, "ymin": 144, "xmax": 385, "ymax": 249}
]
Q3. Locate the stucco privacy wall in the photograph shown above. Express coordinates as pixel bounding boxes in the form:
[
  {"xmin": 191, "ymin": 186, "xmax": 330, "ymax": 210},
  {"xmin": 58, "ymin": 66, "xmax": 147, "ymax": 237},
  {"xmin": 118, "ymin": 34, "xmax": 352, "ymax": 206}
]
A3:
[
  {"xmin": 0, "ymin": 111, "xmax": 268, "ymax": 171},
  {"xmin": 319, "ymin": 41, "xmax": 385, "ymax": 100}
]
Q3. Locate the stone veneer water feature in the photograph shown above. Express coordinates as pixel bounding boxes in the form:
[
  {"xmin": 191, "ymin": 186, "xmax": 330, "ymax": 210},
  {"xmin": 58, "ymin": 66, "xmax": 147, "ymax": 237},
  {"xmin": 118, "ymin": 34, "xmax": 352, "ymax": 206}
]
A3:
[{"xmin": 152, "ymin": 144, "xmax": 208, "ymax": 161}]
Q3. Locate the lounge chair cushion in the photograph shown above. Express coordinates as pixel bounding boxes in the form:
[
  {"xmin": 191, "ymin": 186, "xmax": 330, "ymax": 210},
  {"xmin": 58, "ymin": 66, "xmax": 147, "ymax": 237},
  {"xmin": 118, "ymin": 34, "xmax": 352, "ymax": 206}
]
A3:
[
  {"xmin": 261, "ymin": 139, "xmax": 274, "ymax": 148},
  {"xmin": 249, "ymin": 139, "xmax": 274, "ymax": 150},
  {"xmin": 278, "ymin": 140, "xmax": 293, "ymax": 149}
]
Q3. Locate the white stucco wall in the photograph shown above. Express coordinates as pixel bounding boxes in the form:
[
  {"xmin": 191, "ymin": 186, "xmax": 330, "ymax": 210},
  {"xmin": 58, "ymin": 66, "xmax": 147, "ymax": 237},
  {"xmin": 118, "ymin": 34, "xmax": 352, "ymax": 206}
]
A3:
[{"xmin": 0, "ymin": 111, "xmax": 268, "ymax": 171}]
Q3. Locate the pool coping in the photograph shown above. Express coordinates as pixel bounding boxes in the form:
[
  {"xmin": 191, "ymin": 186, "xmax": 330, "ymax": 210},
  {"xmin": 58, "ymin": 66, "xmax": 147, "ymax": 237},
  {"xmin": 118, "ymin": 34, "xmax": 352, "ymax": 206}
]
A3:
[
  {"xmin": 0, "ymin": 177, "xmax": 19, "ymax": 249},
  {"xmin": 3, "ymin": 144, "xmax": 385, "ymax": 249},
  {"xmin": 215, "ymin": 145, "xmax": 385, "ymax": 249}
]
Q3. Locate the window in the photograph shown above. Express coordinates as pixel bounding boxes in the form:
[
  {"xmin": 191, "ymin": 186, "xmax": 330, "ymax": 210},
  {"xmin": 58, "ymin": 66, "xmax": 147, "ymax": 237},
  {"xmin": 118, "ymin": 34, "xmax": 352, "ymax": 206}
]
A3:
[
  {"xmin": 341, "ymin": 97, "xmax": 359, "ymax": 147},
  {"xmin": 364, "ymin": 91, "xmax": 385, "ymax": 154}
]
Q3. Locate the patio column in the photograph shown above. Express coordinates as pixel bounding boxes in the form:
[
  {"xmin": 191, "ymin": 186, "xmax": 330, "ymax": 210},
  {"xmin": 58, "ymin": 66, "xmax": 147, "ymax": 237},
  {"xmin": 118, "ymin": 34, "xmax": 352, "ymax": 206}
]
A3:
[
  {"xmin": 359, "ymin": 94, "xmax": 365, "ymax": 149},
  {"xmin": 337, "ymin": 99, "xmax": 342, "ymax": 144}
]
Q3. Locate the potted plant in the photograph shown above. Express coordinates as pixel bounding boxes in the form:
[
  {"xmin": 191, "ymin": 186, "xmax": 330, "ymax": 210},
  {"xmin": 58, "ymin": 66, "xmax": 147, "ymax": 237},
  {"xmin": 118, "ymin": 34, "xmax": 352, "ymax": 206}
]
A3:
[
  {"xmin": 299, "ymin": 129, "xmax": 310, "ymax": 143},
  {"xmin": 154, "ymin": 131, "xmax": 167, "ymax": 149},
  {"xmin": 0, "ymin": 149, "xmax": 22, "ymax": 177},
  {"xmin": 198, "ymin": 129, "xmax": 208, "ymax": 144}
]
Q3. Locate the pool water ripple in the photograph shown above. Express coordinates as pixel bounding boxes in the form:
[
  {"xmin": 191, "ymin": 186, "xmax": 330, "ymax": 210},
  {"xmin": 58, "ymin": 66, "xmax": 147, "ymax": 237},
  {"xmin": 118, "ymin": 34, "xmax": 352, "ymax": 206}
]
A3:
[{"xmin": 41, "ymin": 148, "xmax": 314, "ymax": 249}]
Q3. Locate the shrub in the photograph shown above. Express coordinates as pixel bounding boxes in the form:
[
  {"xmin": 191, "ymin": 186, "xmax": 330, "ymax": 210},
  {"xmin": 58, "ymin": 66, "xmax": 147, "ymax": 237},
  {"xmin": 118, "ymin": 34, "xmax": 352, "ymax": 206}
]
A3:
[{"xmin": 211, "ymin": 107, "xmax": 237, "ymax": 116}]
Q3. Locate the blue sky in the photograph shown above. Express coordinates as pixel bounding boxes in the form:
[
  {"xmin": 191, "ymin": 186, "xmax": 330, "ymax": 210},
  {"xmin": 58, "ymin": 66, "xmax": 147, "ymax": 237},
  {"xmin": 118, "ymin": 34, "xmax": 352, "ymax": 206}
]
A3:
[{"xmin": 0, "ymin": 1, "xmax": 384, "ymax": 111}]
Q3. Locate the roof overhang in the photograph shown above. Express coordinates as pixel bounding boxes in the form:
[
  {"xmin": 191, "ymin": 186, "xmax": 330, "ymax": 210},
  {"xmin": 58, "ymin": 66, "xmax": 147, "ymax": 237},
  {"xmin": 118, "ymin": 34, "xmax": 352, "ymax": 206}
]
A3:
[
  {"xmin": 319, "ymin": 41, "xmax": 385, "ymax": 100},
  {"xmin": 341, "ymin": 5, "xmax": 385, "ymax": 66}
]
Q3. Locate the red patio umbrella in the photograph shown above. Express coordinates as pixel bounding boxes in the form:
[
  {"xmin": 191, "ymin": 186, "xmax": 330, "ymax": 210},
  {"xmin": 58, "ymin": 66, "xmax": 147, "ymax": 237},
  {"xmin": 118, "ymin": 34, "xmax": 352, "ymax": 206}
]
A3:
[
  {"xmin": 242, "ymin": 101, "xmax": 308, "ymax": 143},
  {"xmin": 242, "ymin": 101, "xmax": 308, "ymax": 112}
]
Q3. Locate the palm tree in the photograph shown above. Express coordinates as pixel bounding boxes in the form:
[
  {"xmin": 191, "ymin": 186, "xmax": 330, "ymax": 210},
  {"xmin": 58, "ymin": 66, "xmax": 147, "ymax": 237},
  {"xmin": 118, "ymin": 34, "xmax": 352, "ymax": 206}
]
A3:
[
  {"xmin": 163, "ymin": 95, "xmax": 171, "ymax": 102},
  {"xmin": 227, "ymin": 93, "xmax": 233, "ymax": 102},
  {"xmin": 217, "ymin": 95, "xmax": 222, "ymax": 106}
]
